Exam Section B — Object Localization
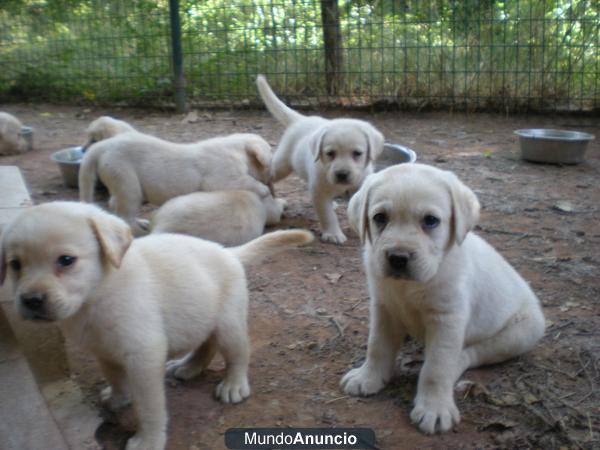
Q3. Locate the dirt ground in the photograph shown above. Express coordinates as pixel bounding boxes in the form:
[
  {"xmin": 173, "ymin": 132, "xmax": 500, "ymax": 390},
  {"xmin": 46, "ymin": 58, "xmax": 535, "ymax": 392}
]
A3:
[{"xmin": 1, "ymin": 104, "xmax": 599, "ymax": 450}]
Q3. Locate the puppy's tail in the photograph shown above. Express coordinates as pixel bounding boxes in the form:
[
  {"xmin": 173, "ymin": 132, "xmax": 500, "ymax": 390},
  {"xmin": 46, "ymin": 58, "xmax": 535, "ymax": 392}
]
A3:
[
  {"xmin": 78, "ymin": 143, "xmax": 104, "ymax": 203},
  {"xmin": 256, "ymin": 75, "xmax": 304, "ymax": 126},
  {"xmin": 231, "ymin": 229, "xmax": 313, "ymax": 267}
]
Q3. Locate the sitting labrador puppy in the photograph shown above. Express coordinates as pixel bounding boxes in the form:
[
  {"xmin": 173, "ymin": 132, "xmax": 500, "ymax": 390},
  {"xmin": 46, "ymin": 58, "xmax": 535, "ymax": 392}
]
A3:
[
  {"xmin": 341, "ymin": 163, "xmax": 545, "ymax": 434},
  {"xmin": 79, "ymin": 132, "xmax": 272, "ymax": 235},
  {"xmin": 0, "ymin": 201, "xmax": 313, "ymax": 450},
  {"xmin": 82, "ymin": 116, "xmax": 136, "ymax": 150},
  {"xmin": 150, "ymin": 190, "xmax": 286, "ymax": 246},
  {"xmin": 256, "ymin": 75, "xmax": 384, "ymax": 244},
  {"xmin": 0, "ymin": 111, "xmax": 29, "ymax": 155}
]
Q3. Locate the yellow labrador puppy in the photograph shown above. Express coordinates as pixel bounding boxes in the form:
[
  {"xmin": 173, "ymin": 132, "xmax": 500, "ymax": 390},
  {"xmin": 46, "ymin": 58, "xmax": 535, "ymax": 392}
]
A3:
[
  {"xmin": 79, "ymin": 132, "xmax": 272, "ymax": 235},
  {"xmin": 0, "ymin": 201, "xmax": 312, "ymax": 450},
  {"xmin": 151, "ymin": 190, "xmax": 286, "ymax": 246},
  {"xmin": 341, "ymin": 163, "xmax": 545, "ymax": 434},
  {"xmin": 0, "ymin": 111, "xmax": 28, "ymax": 155},
  {"xmin": 82, "ymin": 116, "xmax": 136, "ymax": 150},
  {"xmin": 256, "ymin": 75, "xmax": 384, "ymax": 244}
]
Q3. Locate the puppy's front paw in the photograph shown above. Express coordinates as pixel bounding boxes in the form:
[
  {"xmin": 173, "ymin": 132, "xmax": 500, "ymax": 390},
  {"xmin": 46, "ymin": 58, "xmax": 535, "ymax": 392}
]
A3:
[
  {"xmin": 100, "ymin": 386, "xmax": 130, "ymax": 411},
  {"xmin": 125, "ymin": 432, "xmax": 166, "ymax": 450},
  {"xmin": 321, "ymin": 230, "xmax": 347, "ymax": 245},
  {"xmin": 341, "ymin": 365, "xmax": 386, "ymax": 396},
  {"xmin": 165, "ymin": 358, "xmax": 202, "ymax": 381},
  {"xmin": 410, "ymin": 395, "xmax": 460, "ymax": 434},
  {"xmin": 215, "ymin": 377, "xmax": 250, "ymax": 404}
]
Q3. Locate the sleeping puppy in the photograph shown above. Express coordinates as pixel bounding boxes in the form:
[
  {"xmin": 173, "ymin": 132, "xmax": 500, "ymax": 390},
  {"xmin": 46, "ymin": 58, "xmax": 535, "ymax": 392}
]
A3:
[
  {"xmin": 79, "ymin": 132, "xmax": 273, "ymax": 235},
  {"xmin": 256, "ymin": 75, "xmax": 384, "ymax": 244},
  {"xmin": 0, "ymin": 111, "xmax": 29, "ymax": 155},
  {"xmin": 150, "ymin": 190, "xmax": 286, "ymax": 246},
  {"xmin": 0, "ymin": 201, "xmax": 313, "ymax": 450},
  {"xmin": 341, "ymin": 163, "xmax": 545, "ymax": 434},
  {"xmin": 82, "ymin": 116, "xmax": 136, "ymax": 150}
]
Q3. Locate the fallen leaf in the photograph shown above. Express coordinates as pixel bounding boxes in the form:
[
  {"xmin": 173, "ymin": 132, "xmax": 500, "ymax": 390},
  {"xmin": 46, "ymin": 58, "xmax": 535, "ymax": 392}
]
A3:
[
  {"xmin": 325, "ymin": 272, "xmax": 342, "ymax": 283},
  {"xmin": 182, "ymin": 110, "xmax": 199, "ymax": 123},
  {"xmin": 552, "ymin": 201, "xmax": 575, "ymax": 213},
  {"xmin": 479, "ymin": 419, "xmax": 517, "ymax": 432}
]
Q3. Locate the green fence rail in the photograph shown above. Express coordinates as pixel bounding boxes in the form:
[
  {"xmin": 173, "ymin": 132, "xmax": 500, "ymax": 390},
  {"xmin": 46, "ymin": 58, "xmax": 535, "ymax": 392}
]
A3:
[{"xmin": 0, "ymin": 0, "xmax": 598, "ymax": 112}]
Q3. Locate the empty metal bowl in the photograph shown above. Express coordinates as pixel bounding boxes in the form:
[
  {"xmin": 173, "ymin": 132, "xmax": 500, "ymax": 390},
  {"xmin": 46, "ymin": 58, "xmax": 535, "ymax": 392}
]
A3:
[
  {"xmin": 375, "ymin": 143, "xmax": 417, "ymax": 171},
  {"xmin": 514, "ymin": 129, "xmax": 595, "ymax": 164},
  {"xmin": 19, "ymin": 126, "xmax": 34, "ymax": 151},
  {"xmin": 51, "ymin": 146, "xmax": 84, "ymax": 188}
]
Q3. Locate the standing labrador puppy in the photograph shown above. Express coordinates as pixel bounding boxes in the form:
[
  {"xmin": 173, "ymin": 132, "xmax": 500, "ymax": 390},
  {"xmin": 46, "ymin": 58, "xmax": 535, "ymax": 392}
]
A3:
[
  {"xmin": 79, "ymin": 132, "xmax": 272, "ymax": 235},
  {"xmin": 82, "ymin": 116, "xmax": 136, "ymax": 150},
  {"xmin": 0, "ymin": 111, "xmax": 29, "ymax": 155},
  {"xmin": 0, "ymin": 202, "xmax": 313, "ymax": 450},
  {"xmin": 341, "ymin": 164, "xmax": 545, "ymax": 434},
  {"xmin": 151, "ymin": 190, "xmax": 286, "ymax": 246},
  {"xmin": 256, "ymin": 75, "xmax": 384, "ymax": 244}
]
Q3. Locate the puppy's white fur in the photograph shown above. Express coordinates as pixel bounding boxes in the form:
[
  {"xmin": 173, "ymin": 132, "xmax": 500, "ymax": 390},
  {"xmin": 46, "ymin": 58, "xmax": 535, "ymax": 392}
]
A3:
[
  {"xmin": 151, "ymin": 190, "xmax": 286, "ymax": 246},
  {"xmin": 341, "ymin": 164, "xmax": 545, "ymax": 434},
  {"xmin": 0, "ymin": 201, "xmax": 313, "ymax": 450},
  {"xmin": 0, "ymin": 112, "xmax": 28, "ymax": 155},
  {"xmin": 256, "ymin": 75, "xmax": 384, "ymax": 244},
  {"xmin": 79, "ymin": 132, "xmax": 273, "ymax": 234},
  {"xmin": 83, "ymin": 116, "xmax": 136, "ymax": 150}
]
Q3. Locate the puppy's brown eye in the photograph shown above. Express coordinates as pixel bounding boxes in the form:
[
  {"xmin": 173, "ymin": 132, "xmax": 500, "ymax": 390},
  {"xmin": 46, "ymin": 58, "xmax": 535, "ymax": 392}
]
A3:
[
  {"xmin": 56, "ymin": 255, "xmax": 77, "ymax": 269},
  {"xmin": 352, "ymin": 150, "xmax": 363, "ymax": 160},
  {"xmin": 422, "ymin": 215, "xmax": 440, "ymax": 229},
  {"xmin": 373, "ymin": 212, "xmax": 388, "ymax": 227},
  {"xmin": 9, "ymin": 259, "xmax": 21, "ymax": 272},
  {"xmin": 325, "ymin": 150, "xmax": 336, "ymax": 160}
]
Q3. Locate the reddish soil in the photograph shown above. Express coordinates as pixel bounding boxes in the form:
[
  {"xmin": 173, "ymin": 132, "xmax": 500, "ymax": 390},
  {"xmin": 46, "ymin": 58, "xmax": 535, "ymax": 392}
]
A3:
[{"xmin": 1, "ymin": 104, "xmax": 598, "ymax": 450}]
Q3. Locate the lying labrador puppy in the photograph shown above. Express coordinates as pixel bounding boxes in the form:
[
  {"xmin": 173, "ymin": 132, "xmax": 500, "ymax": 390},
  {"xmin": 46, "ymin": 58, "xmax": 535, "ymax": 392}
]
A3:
[
  {"xmin": 256, "ymin": 75, "xmax": 384, "ymax": 244},
  {"xmin": 0, "ymin": 201, "xmax": 313, "ymax": 450},
  {"xmin": 151, "ymin": 190, "xmax": 286, "ymax": 246},
  {"xmin": 0, "ymin": 111, "xmax": 29, "ymax": 155},
  {"xmin": 79, "ymin": 132, "xmax": 272, "ymax": 235},
  {"xmin": 82, "ymin": 116, "xmax": 136, "ymax": 150},
  {"xmin": 341, "ymin": 163, "xmax": 545, "ymax": 434}
]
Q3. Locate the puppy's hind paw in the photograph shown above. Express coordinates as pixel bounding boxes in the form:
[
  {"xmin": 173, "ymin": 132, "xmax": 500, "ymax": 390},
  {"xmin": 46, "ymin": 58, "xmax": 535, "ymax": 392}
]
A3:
[
  {"xmin": 125, "ymin": 432, "xmax": 166, "ymax": 450},
  {"xmin": 341, "ymin": 365, "xmax": 386, "ymax": 396},
  {"xmin": 410, "ymin": 397, "xmax": 460, "ymax": 434},
  {"xmin": 100, "ymin": 386, "xmax": 130, "ymax": 411},
  {"xmin": 321, "ymin": 230, "xmax": 347, "ymax": 245},
  {"xmin": 165, "ymin": 358, "xmax": 203, "ymax": 381},
  {"xmin": 215, "ymin": 377, "xmax": 251, "ymax": 404}
]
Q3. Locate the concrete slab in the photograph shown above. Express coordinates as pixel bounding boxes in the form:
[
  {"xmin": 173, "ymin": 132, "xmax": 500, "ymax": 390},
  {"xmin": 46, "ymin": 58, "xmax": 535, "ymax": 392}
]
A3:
[{"xmin": 0, "ymin": 309, "xmax": 68, "ymax": 450}]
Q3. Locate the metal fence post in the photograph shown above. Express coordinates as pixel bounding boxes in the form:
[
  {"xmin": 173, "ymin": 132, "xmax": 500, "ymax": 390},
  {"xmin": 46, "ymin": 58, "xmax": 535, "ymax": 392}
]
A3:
[{"xmin": 169, "ymin": 0, "xmax": 187, "ymax": 113}]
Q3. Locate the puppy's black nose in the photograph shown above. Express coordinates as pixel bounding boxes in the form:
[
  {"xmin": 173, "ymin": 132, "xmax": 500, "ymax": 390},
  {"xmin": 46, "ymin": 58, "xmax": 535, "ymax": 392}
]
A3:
[
  {"xmin": 335, "ymin": 170, "xmax": 350, "ymax": 183},
  {"xmin": 386, "ymin": 250, "xmax": 410, "ymax": 272},
  {"xmin": 20, "ymin": 293, "xmax": 47, "ymax": 311}
]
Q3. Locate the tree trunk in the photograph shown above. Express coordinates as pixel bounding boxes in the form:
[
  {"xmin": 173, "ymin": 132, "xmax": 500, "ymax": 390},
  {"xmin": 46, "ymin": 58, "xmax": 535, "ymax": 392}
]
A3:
[{"xmin": 320, "ymin": 0, "xmax": 343, "ymax": 95}]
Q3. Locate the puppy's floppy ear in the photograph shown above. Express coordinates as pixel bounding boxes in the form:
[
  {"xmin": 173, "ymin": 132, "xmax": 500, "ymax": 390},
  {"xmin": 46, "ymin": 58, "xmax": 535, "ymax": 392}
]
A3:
[
  {"xmin": 88, "ymin": 212, "xmax": 133, "ymax": 268},
  {"xmin": 245, "ymin": 141, "xmax": 272, "ymax": 172},
  {"xmin": 446, "ymin": 172, "xmax": 480, "ymax": 246},
  {"xmin": 359, "ymin": 123, "xmax": 384, "ymax": 163},
  {"xmin": 348, "ymin": 174, "xmax": 376, "ymax": 244},
  {"xmin": 310, "ymin": 127, "xmax": 329, "ymax": 163}
]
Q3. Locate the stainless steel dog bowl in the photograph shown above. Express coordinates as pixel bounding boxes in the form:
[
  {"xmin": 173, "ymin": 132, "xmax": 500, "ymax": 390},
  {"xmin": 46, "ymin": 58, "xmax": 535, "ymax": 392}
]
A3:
[
  {"xmin": 51, "ymin": 146, "xmax": 84, "ymax": 188},
  {"xmin": 375, "ymin": 143, "xmax": 417, "ymax": 171},
  {"xmin": 514, "ymin": 129, "xmax": 595, "ymax": 164},
  {"xmin": 19, "ymin": 126, "xmax": 34, "ymax": 151}
]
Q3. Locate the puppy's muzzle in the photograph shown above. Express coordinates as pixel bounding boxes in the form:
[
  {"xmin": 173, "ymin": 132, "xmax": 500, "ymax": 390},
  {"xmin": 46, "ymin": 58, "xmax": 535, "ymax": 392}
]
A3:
[
  {"xmin": 19, "ymin": 293, "xmax": 51, "ymax": 321},
  {"xmin": 335, "ymin": 170, "xmax": 351, "ymax": 184},
  {"xmin": 385, "ymin": 249, "xmax": 413, "ymax": 279}
]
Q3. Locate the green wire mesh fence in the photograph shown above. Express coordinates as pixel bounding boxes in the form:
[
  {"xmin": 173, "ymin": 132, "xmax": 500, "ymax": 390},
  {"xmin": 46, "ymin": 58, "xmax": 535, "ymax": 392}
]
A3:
[{"xmin": 0, "ymin": 0, "xmax": 598, "ymax": 112}]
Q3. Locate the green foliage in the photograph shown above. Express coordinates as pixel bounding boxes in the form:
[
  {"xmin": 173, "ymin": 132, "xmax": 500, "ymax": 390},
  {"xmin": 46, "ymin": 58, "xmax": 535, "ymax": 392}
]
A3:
[{"xmin": 0, "ymin": 0, "xmax": 597, "ymax": 110}]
